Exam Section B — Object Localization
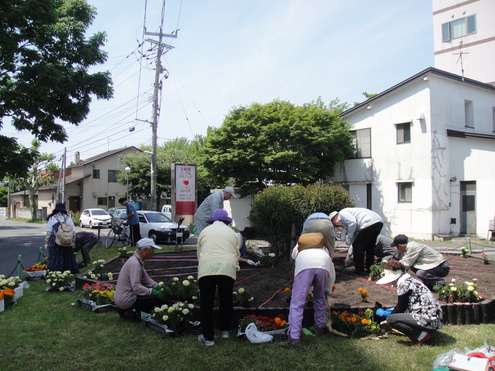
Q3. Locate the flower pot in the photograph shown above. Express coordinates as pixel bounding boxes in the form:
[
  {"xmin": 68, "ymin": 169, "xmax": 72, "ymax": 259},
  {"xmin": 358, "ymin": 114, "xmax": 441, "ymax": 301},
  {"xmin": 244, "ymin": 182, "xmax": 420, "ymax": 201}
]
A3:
[
  {"xmin": 14, "ymin": 286, "xmax": 23, "ymax": 299},
  {"xmin": 24, "ymin": 270, "xmax": 47, "ymax": 280},
  {"xmin": 0, "ymin": 299, "xmax": 4, "ymax": 313},
  {"xmin": 75, "ymin": 299, "xmax": 116, "ymax": 313}
]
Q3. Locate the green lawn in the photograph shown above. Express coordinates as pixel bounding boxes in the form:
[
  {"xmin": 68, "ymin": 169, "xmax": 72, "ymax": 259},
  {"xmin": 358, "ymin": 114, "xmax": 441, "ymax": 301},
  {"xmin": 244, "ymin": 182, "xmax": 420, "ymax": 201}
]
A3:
[{"xmin": 2, "ymin": 244, "xmax": 494, "ymax": 371}]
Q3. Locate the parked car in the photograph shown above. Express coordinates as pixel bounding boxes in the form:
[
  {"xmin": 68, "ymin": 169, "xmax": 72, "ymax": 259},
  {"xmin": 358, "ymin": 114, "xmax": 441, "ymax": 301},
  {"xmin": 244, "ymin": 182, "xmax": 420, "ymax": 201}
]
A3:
[
  {"xmin": 137, "ymin": 210, "xmax": 189, "ymax": 244},
  {"xmin": 79, "ymin": 208, "xmax": 112, "ymax": 228}
]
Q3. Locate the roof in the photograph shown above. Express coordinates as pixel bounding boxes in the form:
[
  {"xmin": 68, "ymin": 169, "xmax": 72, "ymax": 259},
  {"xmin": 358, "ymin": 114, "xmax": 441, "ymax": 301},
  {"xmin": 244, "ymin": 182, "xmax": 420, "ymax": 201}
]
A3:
[
  {"xmin": 38, "ymin": 174, "xmax": 91, "ymax": 191},
  {"xmin": 68, "ymin": 147, "xmax": 140, "ymax": 168},
  {"xmin": 341, "ymin": 67, "xmax": 495, "ymax": 118}
]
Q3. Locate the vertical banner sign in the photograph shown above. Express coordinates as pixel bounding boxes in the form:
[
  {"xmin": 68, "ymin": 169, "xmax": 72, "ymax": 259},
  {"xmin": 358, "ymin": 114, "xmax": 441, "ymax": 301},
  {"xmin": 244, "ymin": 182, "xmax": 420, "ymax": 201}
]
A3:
[{"xmin": 174, "ymin": 164, "xmax": 196, "ymax": 215}]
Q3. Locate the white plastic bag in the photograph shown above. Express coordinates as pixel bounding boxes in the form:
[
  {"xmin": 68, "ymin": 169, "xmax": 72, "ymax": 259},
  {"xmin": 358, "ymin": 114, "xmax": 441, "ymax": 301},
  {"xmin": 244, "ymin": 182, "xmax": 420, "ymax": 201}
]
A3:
[{"xmin": 245, "ymin": 323, "xmax": 273, "ymax": 344}]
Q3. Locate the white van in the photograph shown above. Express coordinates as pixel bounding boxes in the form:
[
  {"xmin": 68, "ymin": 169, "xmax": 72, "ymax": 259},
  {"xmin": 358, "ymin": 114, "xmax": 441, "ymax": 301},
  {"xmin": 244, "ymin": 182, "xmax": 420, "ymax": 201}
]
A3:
[{"xmin": 161, "ymin": 204, "xmax": 172, "ymax": 219}]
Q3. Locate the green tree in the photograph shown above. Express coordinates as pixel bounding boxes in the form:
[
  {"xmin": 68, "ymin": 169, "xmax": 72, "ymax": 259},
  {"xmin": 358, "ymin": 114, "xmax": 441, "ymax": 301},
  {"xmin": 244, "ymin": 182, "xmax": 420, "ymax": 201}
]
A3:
[
  {"xmin": 203, "ymin": 99, "xmax": 354, "ymax": 196},
  {"xmin": 21, "ymin": 141, "xmax": 59, "ymax": 220},
  {"xmin": 119, "ymin": 136, "xmax": 214, "ymax": 208},
  {"xmin": 249, "ymin": 184, "xmax": 354, "ymax": 259},
  {"xmin": 0, "ymin": 0, "xmax": 113, "ymax": 178}
]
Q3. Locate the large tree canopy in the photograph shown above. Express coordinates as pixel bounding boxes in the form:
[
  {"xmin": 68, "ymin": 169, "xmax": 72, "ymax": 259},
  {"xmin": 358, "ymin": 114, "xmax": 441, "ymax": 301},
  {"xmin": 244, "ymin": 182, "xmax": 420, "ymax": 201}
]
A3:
[
  {"xmin": 203, "ymin": 99, "xmax": 355, "ymax": 195},
  {"xmin": 0, "ymin": 0, "xmax": 113, "ymax": 177}
]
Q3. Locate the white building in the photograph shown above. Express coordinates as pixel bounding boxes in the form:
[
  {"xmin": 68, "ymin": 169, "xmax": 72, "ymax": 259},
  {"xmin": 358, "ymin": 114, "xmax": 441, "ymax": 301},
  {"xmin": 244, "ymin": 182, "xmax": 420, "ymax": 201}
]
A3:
[
  {"xmin": 328, "ymin": 67, "xmax": 495, "ymax": 240},
  {"xmin": 433, "ymin": 0, "xmax": 495, "ymax": 85}
]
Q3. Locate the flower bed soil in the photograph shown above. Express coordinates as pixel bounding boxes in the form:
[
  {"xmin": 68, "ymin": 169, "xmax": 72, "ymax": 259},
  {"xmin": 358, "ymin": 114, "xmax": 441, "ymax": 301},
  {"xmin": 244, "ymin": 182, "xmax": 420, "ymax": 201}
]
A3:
[{"xmin": 77, "ymin": 247, "xmax": 495, "ymax": 324}]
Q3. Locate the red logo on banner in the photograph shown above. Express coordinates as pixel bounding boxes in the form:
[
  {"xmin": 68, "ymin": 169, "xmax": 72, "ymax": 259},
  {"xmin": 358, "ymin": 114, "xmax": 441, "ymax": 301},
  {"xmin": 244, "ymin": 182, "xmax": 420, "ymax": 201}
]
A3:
[{"xmin": 183, "ymin": 180, "xmax": 189, "ymax": 185}]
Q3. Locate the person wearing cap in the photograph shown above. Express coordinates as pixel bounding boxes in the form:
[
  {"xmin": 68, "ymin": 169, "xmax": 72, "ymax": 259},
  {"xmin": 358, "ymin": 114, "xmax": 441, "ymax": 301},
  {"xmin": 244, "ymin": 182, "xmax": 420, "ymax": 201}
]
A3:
[
  {"xmin": 330, "ymin": 208, "xmax": 383, "ymax": 276},
  {"xmin": 392, "ymin": 234, "xmax": 450, "ymax": 290},
  {"xmin": 45, "ymin": 202, "xmax": 78, "ymax": 273},
  {"xmin": 114, "ymin": 238, "xmax": 165, "ymax": 320},
  {"xmin": 118, "ymin": 197, "xmax": 141, "ymax": 246},
  {"xmin": 237, "ymin": 227, "xmax": 263, "ymax": 266},
  {"xmin": 377, "ymin": 260, "xmax": 442, "ymax": 345},
  {"xmin": 197, "ymin": 209, "xmax": 240, "ymax": 346},
  {"xmin": 194, "ymin": 187, "xmax": 237, "ymax": 236},
  {"xmin": 281, "ymin": 232, "xmax": 335, "ymax": 349},
  {"xmin": 302, "ymin": 212, "xmax": 336, "ymax": 257}
]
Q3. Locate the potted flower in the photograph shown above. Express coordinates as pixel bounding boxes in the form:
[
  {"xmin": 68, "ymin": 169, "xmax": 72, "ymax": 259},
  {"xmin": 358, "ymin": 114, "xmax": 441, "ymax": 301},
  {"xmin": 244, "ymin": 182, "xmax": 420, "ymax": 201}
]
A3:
[
  {"xmin": 233, "ymin": 287, "xmax": 254, "ymax": 307},
  {"xmin": 77, "ymin": 282, "xmax": 116, "ymax": 312},
  {"xmin": 481, "ymin": 252, "xmax": 489, "ymax": 265},
  {"xmin": 45, "ymin": 270, "xmax": 75, "ymax": 292},
  {"xmin": 238, "ymin": 314, "xmax": 288, "ymax": 334},
  {"xmin": 433, "ymin": 278, "xmax": 482, "ymax": 303},
  {"xmin": 330, "ymin": 308, "xmax": 381, "ymax": 338},
  {"xmin": 148, "ymin": 301, "xmax": 195, "ymax": 335},
  {"xmin": 23, "ymin": 260, "xmax": 48, "ymax": 280},
  {"xmin": 1, "ymin": 288, "xmax": 16, "ymax": 308},
  {"xmin": 168, "ymin": 276, "xmax": 198, "ymax": 303},
  {"xmin": 0, "ymin": 275, "xmax": 23, "ymax": 299},
  {"xmin": 82, "ymin": 260, "xmax": 114, "ymax": 281}
]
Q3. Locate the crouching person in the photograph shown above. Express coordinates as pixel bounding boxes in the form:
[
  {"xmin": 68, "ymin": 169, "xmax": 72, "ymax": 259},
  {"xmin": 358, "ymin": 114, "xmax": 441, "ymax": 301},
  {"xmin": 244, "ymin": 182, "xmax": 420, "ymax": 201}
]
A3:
[
  {"xmin": 281, "ymin": 232, "xmax": 336, "ymax": 349},
  {"xmin": 114, "ymin": 238, "xmax": 166, "ymax": 321}
]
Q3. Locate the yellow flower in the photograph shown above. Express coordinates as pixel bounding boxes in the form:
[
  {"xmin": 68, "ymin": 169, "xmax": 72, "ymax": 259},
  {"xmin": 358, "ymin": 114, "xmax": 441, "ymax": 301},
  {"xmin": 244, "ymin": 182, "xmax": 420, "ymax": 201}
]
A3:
[
  {"xmin": 468, "ymin": 286, "xmax": 474, "ymax": 292},
  {"xmin": 451, "ymin": 287, "xmax": 457, "ymax": 291},
  {"xmin": 182, "ymin": 280, "xmax": 190, "ymax": 286}
]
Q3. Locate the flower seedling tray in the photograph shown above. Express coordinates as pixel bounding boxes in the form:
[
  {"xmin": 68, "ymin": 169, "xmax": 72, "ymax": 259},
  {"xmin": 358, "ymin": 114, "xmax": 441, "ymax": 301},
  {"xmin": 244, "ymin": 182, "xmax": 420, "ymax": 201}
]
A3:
[
  {"xmin": 145, "ymin": 318, "xmax": 176, "ymax": 337},
  {"xmin": 24, "ymin": 270, "xmax": 47, "ymax": 280},
  {"xmin": 75, "ymin": 299, "xmax": 116, "ymax": 313}
]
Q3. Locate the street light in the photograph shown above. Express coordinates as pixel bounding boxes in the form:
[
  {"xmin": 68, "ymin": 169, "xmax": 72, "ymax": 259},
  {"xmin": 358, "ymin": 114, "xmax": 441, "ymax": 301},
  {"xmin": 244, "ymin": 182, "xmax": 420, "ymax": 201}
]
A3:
[{"xmin": 124, "ymin": 167, "xmax": 131, "ymax": 200}]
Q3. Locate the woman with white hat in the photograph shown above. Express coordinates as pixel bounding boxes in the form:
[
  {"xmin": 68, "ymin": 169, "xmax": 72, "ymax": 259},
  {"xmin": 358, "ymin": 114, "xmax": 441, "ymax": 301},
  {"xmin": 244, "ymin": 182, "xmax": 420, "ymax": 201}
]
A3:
[{"xmin": 377, "ymin": 260, "xmax": 443, "ymax": 345}]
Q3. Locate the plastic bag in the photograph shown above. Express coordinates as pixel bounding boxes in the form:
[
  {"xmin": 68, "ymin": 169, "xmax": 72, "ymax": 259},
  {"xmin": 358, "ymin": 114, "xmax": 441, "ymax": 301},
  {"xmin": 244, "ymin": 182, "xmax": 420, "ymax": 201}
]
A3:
[
  {"xmin": 245, "ymin": 322, "xmax": 273, "ymax": 344},
  {"xmin": 432, "ymin": 348, "xmax": 462, "ymax": 370}
]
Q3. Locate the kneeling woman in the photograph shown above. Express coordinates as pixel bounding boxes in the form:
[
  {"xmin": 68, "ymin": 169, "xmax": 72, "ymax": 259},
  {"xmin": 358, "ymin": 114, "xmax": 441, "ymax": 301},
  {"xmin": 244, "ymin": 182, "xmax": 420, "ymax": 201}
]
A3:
[{"xmin": 377, "ymin": 260, "xmax": 443, "ymax": 345}]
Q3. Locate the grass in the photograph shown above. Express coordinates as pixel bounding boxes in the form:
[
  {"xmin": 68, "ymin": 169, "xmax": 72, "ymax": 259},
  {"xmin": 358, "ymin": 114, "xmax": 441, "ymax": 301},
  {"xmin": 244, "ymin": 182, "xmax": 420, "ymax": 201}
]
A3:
[{"xmin": 2, "ymin": 244, "xmax": 495, "ymax": 371}]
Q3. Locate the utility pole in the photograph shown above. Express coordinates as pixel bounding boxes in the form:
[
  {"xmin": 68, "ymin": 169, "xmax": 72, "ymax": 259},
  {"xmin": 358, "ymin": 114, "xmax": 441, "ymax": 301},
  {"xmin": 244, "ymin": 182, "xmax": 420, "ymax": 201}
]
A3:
[
  {"xmin": 144, "ymin": 20, "xmax": 177, "ymax": 210},
  {"xmin": 57, "ymin": 148, "xmax": 67, "ymax": 204}
]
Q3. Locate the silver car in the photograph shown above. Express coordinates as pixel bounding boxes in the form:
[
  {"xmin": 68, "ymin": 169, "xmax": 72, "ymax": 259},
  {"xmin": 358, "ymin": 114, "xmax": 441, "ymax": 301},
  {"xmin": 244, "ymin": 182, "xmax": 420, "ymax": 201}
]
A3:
[{"xmin": 137, "ymin": 210, "xmax": 189, "ymax": 243}]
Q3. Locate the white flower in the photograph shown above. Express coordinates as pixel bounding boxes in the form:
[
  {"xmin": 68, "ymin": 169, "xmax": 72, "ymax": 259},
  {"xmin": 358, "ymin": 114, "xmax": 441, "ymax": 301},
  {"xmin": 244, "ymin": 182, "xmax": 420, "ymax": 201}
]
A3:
[
  {"xmin": 451, "ymin": 287, "xmax": 457, "ymax": 291},
  {"xmin": 451, "ymin": 278, "xmax": 456, "ymax": 282},
  {"xmin": 187, "ymin": 275, "xmax": 194, "ymax": 280},
  {"xmin": 173, "ymin": 277, "xmax": 179, "ymax": 282},
  {"xmin": 468, "ymin": 286, "xmax": 474, "ymax": 292},
  {"xmin": 8, "ymin": 281, "xmax": 15, "ymax": 286},
  {"xmin": 188, "ymin": 304, "xmax": 194, "ymax": 309},
  {"xmin": 268, "ymin": 253, "xmax": 275, "ymax": 258},
  {"xmin": 238, "ymin": 288, "xmax": 245, "ymax": 294},
  {"xmin": 248, "ymin": 297, "xmax": 254, "ymax": 301},
  {"xmin": 52, "ymin": 283, "xmax": 56, "ymax": 286},
  {"xmin": 182, "ymin": 280, "xmax": 190, "ymax": 286},
  {"xmin": 192, "ymin": 296, "xmax": 197, "ymax": 300},
  {"xmin": 47, "ymin": 279, "xmax": 51, "ymax": 283},
  {"xmin": 473, "ymin": 278, "xmax": 478, "ymax": 282},
  {"xmin": 59, "ymin": 287, "xmax": 64, "ymax": 292},
  {"xmin": 182, "ymin": 309, "xmax": 189, "ymax": 315},
  {"xmin": 233, "ymin": 291, "xmax": 237, "ymax": 296},
  {"xmin": 168, "ymin": 307, "xmax": 174, "ymax": 313},
  {"xmin": 162, "ymin": 315, "xmax": 169, "ymax": 321}
]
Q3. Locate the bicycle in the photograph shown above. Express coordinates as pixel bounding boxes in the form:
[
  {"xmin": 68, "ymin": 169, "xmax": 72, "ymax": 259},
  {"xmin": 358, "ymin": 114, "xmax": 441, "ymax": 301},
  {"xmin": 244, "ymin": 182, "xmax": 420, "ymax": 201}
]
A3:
[{"xmin": 105, "ymin": 220, "xmax": 132, "ymax": 248}]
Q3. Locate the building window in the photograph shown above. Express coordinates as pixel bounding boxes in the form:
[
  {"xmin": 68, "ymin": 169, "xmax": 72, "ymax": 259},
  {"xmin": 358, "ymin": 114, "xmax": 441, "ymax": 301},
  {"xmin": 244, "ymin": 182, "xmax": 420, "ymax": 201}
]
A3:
[
  {"xmin": 465, "ymin": 100, "xmax": 474, "ymax": 128},
  {"xmin": 108, "ymin": 170, "xmax": 118, "ymax": 182},
  {"xmin": 93, "ymin": 169, "xmax": 100, "ymax": 179},
  {"xmin": 442, "ymin": 15, "xmax": 476, "ymax": 41},
  {"xmin": 350, "ymin": 128, "xmax": 371, "ymax": 158},
  {"xmin": 396, "ymin": 122, "xmax": 411, "ymax": 144},
  {"xmin": 398, "ymin": 182, "xmax": 412, "ymax": 203},
  {"xmin": 97, "ymin": 197, "xmax": 107, "ymax": 206}
]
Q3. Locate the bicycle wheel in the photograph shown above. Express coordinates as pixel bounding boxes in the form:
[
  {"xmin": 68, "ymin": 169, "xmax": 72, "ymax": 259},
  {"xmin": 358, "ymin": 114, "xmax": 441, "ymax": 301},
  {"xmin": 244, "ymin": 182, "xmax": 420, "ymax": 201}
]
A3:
[
  {"xmin": 105, "ymin": 228, "xmax": 117, "ymax": 248},
  {"xmin": 122, "ymin": 226, "xmax": 131, "ymax": 248}
]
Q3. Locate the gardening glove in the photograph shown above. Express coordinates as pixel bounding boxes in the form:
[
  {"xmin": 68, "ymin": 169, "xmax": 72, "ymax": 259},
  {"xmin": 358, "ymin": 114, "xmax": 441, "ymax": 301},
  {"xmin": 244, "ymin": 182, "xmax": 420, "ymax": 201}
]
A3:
[
  {"xmin": 151, "ymin": 288, "xmax": 164, "ymax": 300},
  {"xmin": 254, "ymin": 250, "xmax": 265, "ymax": 257},
  {"xmin": 345, "ymin": 237, "xmax": 352, "ymax": 246},
  {"xmin": 247, "ymin": 259, "xmax": 256, "ymax": 266},
  {"xmin": 344, "ymin": 255, "xmax": 353, "ymax": 267}
]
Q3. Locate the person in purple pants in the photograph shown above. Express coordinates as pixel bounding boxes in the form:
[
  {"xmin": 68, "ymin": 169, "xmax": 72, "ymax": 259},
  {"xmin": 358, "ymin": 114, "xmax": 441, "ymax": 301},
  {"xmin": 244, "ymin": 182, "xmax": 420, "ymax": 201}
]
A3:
[{"xmin": 281, "ymin": 232, "xmax": 335, "ymax": 349}]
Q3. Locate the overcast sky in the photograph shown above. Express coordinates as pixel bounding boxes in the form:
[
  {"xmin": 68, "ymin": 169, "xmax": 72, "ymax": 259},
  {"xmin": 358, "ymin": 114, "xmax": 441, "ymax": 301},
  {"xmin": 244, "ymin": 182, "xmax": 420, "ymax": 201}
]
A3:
[{"xmin": 6, "ymin": 0, "xmax": 434, "ymax": 163}]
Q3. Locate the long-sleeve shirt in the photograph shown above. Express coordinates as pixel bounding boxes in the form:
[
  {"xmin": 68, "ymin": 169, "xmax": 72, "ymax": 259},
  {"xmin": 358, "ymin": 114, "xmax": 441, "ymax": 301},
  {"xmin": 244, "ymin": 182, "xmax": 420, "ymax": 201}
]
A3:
[
  {"xmin": 46, "ymin": 213, "xmax": 77, "ymax": 233},
  {"xmin": 197, "ymin": 221, "xmax": 240, "ymax": 280},
  {"xmin": 194, "ymin": 191, "xmax": 224, "ymax": 235},
  {"xmin": 114, "ymin": 251, "xmax": 158, "ymax": 310},
  {"xmin": 302, "ymin": 213, "xmax": 336, "ymax": 257},
  {"xmin": 338, "ymin": 208, "xmax": 382, "ymax": 243},
  {"xmin": 399, "ymin": 241, "xmax": 446, "ymax": 270}
]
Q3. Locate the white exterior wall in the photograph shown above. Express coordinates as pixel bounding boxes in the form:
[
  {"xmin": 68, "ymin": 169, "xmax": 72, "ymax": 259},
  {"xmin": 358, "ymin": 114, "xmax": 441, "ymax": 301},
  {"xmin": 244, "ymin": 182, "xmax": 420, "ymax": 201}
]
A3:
[
  {"xmin": 330, "ymin": 70, "xmax": 495, "ymax": 240},
  {"xmin": 433, "ymin": 0, "xmax": 495, "ymax": 84}
]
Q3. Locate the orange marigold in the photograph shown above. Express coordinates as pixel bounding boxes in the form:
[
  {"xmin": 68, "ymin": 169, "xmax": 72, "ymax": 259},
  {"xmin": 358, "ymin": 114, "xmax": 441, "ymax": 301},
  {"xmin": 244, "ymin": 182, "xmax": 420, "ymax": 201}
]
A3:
[
  {"xmin": 357, "ymin": 287, "xmax": 363, "ymax": 292},
  {"xmin": 361, "ymin": 289, "xmax": 368, "ymax": 295},
  {"xmin": 284, "ymin": 287, "xmax": 291, "ymax": 292},
  {"xmin": 361, "ymin": 319, "xmax": 369, "ymax": 325}
]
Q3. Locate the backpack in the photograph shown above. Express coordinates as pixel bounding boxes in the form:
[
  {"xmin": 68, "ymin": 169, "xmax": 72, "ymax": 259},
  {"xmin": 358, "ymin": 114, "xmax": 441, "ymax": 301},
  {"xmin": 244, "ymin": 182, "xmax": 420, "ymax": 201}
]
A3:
[{"xmin": 54, "ymin": 215, "xmax": 75, "ymax": 247}]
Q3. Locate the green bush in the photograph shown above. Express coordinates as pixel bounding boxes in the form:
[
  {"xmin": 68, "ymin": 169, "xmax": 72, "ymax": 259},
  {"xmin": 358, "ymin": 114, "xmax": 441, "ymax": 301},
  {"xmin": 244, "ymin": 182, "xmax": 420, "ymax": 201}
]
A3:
[{"xmin": 248, "ymin": 183, "xmax": 353, "ymax": 259}]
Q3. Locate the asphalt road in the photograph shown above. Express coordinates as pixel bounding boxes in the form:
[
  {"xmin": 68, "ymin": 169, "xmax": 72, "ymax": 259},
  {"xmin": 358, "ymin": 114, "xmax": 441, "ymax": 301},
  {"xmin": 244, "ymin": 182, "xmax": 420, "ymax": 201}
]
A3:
[{"xmin": 0, "ymin": 217, "xmax": 198, "ymax": 277}]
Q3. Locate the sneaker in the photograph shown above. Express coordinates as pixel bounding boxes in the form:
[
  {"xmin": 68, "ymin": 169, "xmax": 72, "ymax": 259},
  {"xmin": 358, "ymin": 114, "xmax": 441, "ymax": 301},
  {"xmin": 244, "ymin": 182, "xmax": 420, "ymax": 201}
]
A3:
[
  {"xmin": 279, "ymin": 339, "xmax": 302, "ymax": 350},
  {"xmin": 413, "ymin": 332, "xmax": 431, "ymax": 346},
  {"xmin": 221, "ymin": 330, "xmax": 231, "ymax": 339},
  {"xmin": 198, "ymin": 334, "xmax": 215, "ymax": 347}
]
